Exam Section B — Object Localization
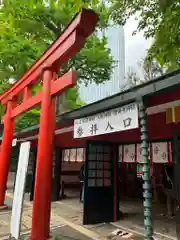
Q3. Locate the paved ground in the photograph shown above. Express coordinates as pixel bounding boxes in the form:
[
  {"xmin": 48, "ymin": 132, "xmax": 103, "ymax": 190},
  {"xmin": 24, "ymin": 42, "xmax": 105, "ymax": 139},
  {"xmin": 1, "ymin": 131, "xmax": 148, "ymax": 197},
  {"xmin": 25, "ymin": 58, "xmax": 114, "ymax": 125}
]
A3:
[
  {"xmin": 1, "ymin": 190, "xmax": 176, "ymax": 240},
  {"xmin": 1, "ymin": 174, "xmax": 175, "ymax": 240},
  {"xmin": 17, "ymin": 226, "xmax": 94, "ymax": 240},
  {"xmin": 0, "ymin": 196, "xmax": 94, "ymax": 240},
  {"xmin": 50, "ymin": 195, "xmax": 176, "ymax": 240},
  {"xmin": 0, "ymin": 193, "xmax": 142, "ymax": 240}
]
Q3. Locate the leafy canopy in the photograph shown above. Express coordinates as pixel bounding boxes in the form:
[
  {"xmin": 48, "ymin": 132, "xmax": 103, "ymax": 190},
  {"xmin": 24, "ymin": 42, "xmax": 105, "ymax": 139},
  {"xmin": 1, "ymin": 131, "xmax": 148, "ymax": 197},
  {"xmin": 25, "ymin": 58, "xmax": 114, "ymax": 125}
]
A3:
[
  {"xmin": 111, "ymin": 0, "xmax": 180, "ymax": 71},
  {"xmin": 0, "ymin": 0, "xmax": 113, "ymax": 83},
  {"xmin": 0, "ymin": 0, "xmax": 114, "ymax": 130}
]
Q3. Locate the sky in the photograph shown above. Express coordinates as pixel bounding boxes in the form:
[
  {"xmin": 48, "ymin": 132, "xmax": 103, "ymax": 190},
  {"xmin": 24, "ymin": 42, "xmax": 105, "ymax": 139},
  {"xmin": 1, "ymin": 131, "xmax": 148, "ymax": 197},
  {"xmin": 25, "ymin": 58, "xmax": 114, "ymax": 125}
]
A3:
[{"xmin": 124, "ymin": 16, "xmax": 153, "ymax": 78}]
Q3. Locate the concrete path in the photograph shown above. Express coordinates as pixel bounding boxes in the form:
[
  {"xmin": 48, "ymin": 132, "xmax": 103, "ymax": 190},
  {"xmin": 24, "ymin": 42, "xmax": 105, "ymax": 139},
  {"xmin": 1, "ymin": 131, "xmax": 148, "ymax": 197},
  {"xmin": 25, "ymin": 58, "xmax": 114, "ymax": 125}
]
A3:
[
  {"xmin": 0, "ymin": 192, "xmax": 141, "ymax": 240},
  {"xmin": 0, "ymin": 195, "xmax": 96, "ymax": 240},
  {"xmin": 2, "ymin": 174, "xmax": 176, "ymax": 240}
]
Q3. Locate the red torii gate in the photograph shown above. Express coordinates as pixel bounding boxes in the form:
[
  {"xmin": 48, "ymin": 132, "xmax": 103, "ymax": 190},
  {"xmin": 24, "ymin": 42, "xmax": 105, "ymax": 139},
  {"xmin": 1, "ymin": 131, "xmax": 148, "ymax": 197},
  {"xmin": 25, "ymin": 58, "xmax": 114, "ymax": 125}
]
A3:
[{"xmin": 0, "ymin": 9, "xmax": 98, "ymax": 240}]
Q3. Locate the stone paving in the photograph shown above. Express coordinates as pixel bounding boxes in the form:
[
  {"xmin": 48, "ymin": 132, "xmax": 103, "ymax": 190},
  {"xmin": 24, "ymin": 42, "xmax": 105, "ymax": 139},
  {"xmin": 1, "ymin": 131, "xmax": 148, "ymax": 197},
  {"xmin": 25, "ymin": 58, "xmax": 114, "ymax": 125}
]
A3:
[
  {"xmin": 0, "ymin": 194, "xmax": 143, "ymax": 240},
  {"xmin": 51, "ymin": 196, "xmax": 176, "ymax": 240},
  {"xmin": 1, "ymin": 177, "xmax": 175, "ymax": 240},
  {"xmin": 0, "ymin": 194, "xmax": 70, "ymax": 239}
]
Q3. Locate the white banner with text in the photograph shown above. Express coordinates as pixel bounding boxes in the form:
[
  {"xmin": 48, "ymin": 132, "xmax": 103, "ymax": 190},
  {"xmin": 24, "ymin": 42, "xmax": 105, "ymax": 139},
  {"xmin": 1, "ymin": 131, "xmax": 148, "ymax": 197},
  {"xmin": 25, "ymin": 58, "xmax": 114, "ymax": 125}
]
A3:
[{"xmin": 74, "ymin": 102, "xmax": 138, "ymax": 138}]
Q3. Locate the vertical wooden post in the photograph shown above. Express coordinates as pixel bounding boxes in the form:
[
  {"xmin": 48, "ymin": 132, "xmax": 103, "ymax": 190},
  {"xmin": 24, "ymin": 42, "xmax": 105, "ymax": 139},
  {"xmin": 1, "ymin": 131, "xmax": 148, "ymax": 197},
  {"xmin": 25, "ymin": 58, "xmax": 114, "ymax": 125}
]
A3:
[
  {"xmin": 31, "ymin": 67, "xmax": 56, "ymax": 240},
  {"xmin": 0, "ymin": 100, "xmax": 15, "ymax": 207}
]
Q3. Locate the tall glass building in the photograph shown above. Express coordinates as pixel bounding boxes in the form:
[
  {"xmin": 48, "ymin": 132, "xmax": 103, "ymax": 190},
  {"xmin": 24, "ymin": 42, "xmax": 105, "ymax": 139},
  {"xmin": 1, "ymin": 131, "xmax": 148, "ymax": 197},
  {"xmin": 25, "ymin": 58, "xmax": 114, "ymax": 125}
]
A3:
[{"xmin": 79, "ymin": 25, "xmax": 125, "ymax": 104}]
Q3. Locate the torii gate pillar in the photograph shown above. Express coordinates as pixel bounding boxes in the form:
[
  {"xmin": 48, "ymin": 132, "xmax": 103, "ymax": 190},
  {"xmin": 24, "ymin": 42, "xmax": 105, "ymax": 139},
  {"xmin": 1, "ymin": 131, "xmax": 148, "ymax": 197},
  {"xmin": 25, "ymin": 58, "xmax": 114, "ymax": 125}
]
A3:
[
  {"xmin": 0, "ymin": 100, "xmax": 15, "ymax": 207},
  {"xmin": 0, "ymin": 8, "xmax": 98, "ymax": 240},
  {"xmin": 31, "ymin": 67, "xmax": 56, "ymax": 239}
]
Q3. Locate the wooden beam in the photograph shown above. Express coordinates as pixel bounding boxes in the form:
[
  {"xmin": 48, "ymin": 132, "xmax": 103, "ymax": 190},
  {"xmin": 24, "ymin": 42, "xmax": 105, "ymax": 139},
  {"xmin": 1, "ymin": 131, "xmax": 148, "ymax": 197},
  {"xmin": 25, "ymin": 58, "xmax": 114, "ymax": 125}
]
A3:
[
  {"xmin": 2, "ymin": 72, "xmax": 77, "ymax": 121},
  {"xmin": 50, "ymin": 72, "xmax": 77, "ymax": 95},
  {"xmin": 11, "ymin": 92, "xmax": 43, "ymax": 120},
  {"xmin": 0, "ymin": 9, "xmax": 98, "ymax": 105}
]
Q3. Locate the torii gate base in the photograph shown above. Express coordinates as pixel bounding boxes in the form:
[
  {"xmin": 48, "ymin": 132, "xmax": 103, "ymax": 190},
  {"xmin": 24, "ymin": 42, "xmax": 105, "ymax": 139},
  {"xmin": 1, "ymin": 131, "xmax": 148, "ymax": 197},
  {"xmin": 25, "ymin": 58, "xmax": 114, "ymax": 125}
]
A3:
[{"xmin": 0, "ymin": 9, "xmax": 98, "ymax": 240}]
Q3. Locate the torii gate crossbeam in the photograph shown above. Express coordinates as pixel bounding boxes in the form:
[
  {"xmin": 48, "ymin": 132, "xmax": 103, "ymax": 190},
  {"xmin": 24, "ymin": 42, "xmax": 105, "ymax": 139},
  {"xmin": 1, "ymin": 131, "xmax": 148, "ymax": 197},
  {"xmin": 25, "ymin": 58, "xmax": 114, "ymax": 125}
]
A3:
[{"xmin": 0, "ymin": 9, "xmax": 98, "ymax": 240}]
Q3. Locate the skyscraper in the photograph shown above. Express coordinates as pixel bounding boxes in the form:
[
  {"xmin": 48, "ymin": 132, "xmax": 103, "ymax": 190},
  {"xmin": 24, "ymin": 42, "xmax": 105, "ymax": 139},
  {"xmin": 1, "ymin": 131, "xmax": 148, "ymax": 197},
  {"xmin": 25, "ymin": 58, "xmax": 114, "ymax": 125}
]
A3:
[{"xmin": 80, "ymin": 25, "xmax": 125, "ymax": 104}]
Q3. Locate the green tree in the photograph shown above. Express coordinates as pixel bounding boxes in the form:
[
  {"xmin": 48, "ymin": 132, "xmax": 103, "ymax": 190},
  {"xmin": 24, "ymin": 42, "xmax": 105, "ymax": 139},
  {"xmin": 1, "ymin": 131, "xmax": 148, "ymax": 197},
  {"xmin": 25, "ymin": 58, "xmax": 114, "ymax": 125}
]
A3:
[
  {"xmin": 111, "ymin": 0, "xmax": 180, "ymax": 71},
  {"xmin": 0, "ymin": 0, "xmax": 114, "ymax": 130},
  {"xmin": 122, "ymin": 58, "xmax": 165, "ymax": 91},
  {"xmin": 0, "ymin": 80, "xmax": 11, "ymax": 118},
  {"xmin": 124, "ymin": 67, "xmax": 142, "ymax": 89},
  {"xmin": 141, "ymin": 58, "xmax": 166, "ymax": 81}
]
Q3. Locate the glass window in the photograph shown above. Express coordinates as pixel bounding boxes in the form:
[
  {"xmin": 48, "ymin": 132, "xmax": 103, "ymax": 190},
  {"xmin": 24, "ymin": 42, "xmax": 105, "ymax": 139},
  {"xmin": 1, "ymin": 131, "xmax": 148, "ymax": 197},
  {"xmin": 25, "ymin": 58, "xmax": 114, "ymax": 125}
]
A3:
[
  {"xmin": 104, "ymin": 170, "xmax": 111, "ymax": 178},
  {"xmin": 97, "ymin": 178, "xmax": 103, "ymax": 186},
  {"xmin": 97, "ymin": 170, "xmax": 103, "ymax": 178},
  {"xmin": 104, "ymin": 178, "xmax": 111, "ymax": 187},
  {"xmin": 88, "ymin": 179, "xmax": 96, "ymax": 187},
  {"xmin": 88, "ymin": 153, "xmax": 96, "ymax": 161},
  {"xmin": 88, "ymin": 162, "xmax": 96, "ymax": 169},
  {"xmin": 96, "ymin": 162, "xmax": 103, "ymax": 169},
  {"xmin": 104, "ymin": 162, "xmax": 110, "ymax": 170},
  {"xmin": 96, "ymin": 153, "xmax": 103, "ymax": 161},
  {"xmin": 88, "ymin": 170, "xmax": 96, "ymax": 178},
  {"xmin": 104, "ymin": 154, "xmax": 110, "ymax": 161}
]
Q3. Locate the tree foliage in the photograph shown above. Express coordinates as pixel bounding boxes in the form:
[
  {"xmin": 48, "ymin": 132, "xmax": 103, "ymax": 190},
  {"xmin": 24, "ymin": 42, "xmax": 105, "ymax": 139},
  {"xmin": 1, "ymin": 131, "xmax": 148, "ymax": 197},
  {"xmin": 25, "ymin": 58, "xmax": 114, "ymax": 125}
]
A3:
[
  {"xmin": 140, "ymin": 58, "xmax": 166, "ymax": 82},
  {"xmin": 15, "ymin": 108, "xmax": 40, "ymax": 132},
  {"xmin": 0, "ymin": 0, "xmax": 114, "ymax": 130},
  {"xmin": 111, "ymin": 0, "xmax": 180, "ymax": 71},
  {"xmin": 122, "ymin": 67, "xmax": 143, "ymax": 90},
  {"xmin": 0, "ymin": 0, "xmax": 113, "ymax": 83},
  {"xmin": 122, "ymin": 58, "xmax": 165, "ymax": 90}
]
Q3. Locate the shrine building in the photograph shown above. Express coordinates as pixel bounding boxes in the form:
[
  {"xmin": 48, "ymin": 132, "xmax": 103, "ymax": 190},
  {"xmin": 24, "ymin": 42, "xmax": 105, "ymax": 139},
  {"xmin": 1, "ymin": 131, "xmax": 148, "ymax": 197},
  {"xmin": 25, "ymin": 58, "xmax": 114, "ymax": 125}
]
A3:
[
  {"xmin": 0, "ymin": 7, "xmax": 180, "ymax": 240},
  {"xmin": 2, "ymin": 69, "xmax": 180, "ymax": 239}
]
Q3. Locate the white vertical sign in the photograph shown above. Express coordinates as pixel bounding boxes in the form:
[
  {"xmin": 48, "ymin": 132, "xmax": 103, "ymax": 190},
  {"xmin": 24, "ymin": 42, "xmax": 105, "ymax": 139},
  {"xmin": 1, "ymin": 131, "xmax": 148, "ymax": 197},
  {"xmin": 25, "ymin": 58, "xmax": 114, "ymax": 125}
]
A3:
[{"xmin": 10, "ymin": 142, "xmax": 31, "ymax": 240}]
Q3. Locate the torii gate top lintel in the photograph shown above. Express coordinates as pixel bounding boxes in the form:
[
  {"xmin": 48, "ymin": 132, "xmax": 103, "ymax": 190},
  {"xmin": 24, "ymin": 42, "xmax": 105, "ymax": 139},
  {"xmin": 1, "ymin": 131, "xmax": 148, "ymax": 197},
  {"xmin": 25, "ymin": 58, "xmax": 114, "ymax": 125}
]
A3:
[{"xmin": 0, "ymin": 8, "xmax": 99, "ymax": 110}]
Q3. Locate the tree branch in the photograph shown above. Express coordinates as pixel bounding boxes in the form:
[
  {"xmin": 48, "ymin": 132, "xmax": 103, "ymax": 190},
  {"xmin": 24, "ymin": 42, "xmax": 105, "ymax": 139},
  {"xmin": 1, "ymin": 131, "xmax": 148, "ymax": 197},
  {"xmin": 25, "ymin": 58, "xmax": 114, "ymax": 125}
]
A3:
[
  {"xmin": 66, "ymin": 60, "xmax": 86, "ymax": 72},
  {"xmin": 78, "ymin": 75, "xmax": 92, "ymax": 81},
  {"xmin": 44, "ymin": 21, "xmax": 60, "ymax": 36}
]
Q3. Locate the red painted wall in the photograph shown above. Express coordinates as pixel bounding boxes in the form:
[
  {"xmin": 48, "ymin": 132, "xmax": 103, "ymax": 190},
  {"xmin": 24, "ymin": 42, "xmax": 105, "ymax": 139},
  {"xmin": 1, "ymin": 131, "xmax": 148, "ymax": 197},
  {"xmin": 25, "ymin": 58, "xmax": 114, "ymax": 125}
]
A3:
[{"xmin": 147, "ymin": 88, "xmax": 180, "ymax": 107}]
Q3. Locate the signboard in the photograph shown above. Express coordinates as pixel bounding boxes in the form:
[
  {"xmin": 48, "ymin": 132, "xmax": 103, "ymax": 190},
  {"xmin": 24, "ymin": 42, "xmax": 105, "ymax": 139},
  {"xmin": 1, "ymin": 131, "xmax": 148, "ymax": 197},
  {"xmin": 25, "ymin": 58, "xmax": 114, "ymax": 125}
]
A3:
[
  {"xmin": 152, "ymin": 142, "xmax": 168, "ymax": 163},
  {"xmin": 10, "ymin": 142, "xmax": 31, "ymax": 240},
  {"xmin": 74, "ymin": 102, "xmax": 138, "ymax": 138},
  {"xmin": 12, "ymin": 138, "xmax": 17, "ymax": 147},
  {"xmin": 123, "ymin": 144, "xmax": 136, "ymax": 162},
  {"xmin": 62, "ymin": 148, "xmax": 85, "ymax": 162}
]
